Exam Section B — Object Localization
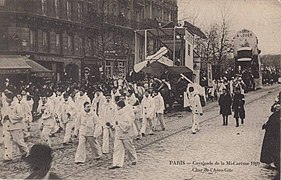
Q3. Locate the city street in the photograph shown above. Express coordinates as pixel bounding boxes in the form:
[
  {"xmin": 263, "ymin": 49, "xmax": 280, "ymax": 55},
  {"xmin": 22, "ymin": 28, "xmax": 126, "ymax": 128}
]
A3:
[{"xmin": 0, "ymin": 84, "xmax": 280, "ymax": 180}]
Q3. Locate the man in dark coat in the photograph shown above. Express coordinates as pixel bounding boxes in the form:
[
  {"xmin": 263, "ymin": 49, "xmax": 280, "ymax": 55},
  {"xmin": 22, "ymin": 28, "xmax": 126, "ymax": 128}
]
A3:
[
  {"xmin": 219, "ymin": 88, "xmax": 232, "ymax": 126},
  {"xmin": 232, "ymin": 87, "xmax": 245, "ymax": 127},
  {"xmin": 260, "ymin": 103, "xmax": 280, "ymax": 170}
]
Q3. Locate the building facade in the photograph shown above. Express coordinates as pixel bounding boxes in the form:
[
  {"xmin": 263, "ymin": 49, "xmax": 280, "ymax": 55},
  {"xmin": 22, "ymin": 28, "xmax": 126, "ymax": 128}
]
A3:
[{"xmin": 0, "ymin": 0, "xmax": 178, "ymax": 83}]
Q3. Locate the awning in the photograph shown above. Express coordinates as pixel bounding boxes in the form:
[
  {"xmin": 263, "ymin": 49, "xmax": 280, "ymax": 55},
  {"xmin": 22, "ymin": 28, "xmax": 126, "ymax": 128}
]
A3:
[
  {"xmin": 0, "ymin": 55, "xmax": 31, "ymax": 74},
  {"xmin": 23, "ymin": 57, "xmax": 54, "ymax": 77},
  {"xmin": 0, "ymin": 55, "xmax": 54, "ymax": 77}
]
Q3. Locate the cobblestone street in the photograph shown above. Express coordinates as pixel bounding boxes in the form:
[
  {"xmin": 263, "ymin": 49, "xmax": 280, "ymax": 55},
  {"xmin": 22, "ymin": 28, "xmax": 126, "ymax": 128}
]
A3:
[
  {"xmin": 0, "ymin": 84, "xmax": 280, "ymax": 179},
  {"xmin": 65, "ymin": 85, "xmax": 280, "ymax": 180}
]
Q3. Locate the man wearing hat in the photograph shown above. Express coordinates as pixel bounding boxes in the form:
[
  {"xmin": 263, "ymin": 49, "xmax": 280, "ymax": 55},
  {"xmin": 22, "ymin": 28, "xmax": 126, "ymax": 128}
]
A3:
[
  {"xmin": 217, "ymin": 79, "xmax": 226, "ymax": 100},
  {"xmin": 152, "ymin": 89, "xmax": 166, "ymax": 131},
  {"xmin": 232, "ymin": 87, "xmax": 246, "ymax": 127},
  {"xmin": 188, "ymin": 86, "xmax": 203, "ymax": 134},
  {"xmin": 125, "ymin": 89, "xmax": 142, "ymax": 139},
  {"xmin": 1, "ymin": 91, "xmax": 29, "ymax": 161},
  {"xmin": 74, "ymin": 87, "xmax": 91, "ymax": 133},
  {"xmin": 99, "ymin": 92, "xmax": 117, "ymax": 154},
  {"xmin": 92, "ymin": 87, "xmax": 106, "ymax": 117},
  {"xmin": 235, "ymin": 77, "xmax": 245, "ymax": 95},
  {"xmin": 109, "ymin": 100, "xmax": 138, "ymax": 169},
  {"xmin": 25, "ymin": 92, "xmax": 34, "ymax": 115},
  {"xmin": 15, "ymin": 90, "xmax": 32, "ymax": 140},
  {"xmin": 218, "ymin": 88, "xmax": 232, "ymax": 126},
  {"xmin": 50, "ymin": 89, "xmax": 64, "ymax": 136},
  {"xmin": 74, "ymin": 101, "xmax": 102, "ymax": 164},
  {"xmin": 76, "ymin": 87, "xmax": 91, "ymax": 114},
  {"xmin": 140, "ymin": 90, "xmax": 155, "ymax": 137},
  {"xmin": 37, "ymin": 91, "xmax": 55, "ymax": 146},
  {"xmin": 57, "ymin": 93, "xmax": 77, "ymax": 145}
]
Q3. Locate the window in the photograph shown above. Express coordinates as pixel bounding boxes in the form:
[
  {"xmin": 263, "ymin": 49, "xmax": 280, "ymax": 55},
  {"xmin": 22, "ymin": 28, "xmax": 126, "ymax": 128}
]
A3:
[
  {"xmin": 87, "ymin": 38, "xmax": 92, "ymax": 54},
  {"xmin": 55, "ymin": 0, "xmax": 59, "ymax": 18},
  {"xmin": 55, "ymin": 33, "xmax": 60, "ymax": 48},
  {"xmin": 67, "ymin": 35, "xmax": 72, "ymax": 49},
  {"xmin": 105, "ymin": 60, "xmax": 113, "ymax": 78},
  {"xmin": 0, "ymin": 27, "xmax": 8, "ymax": 50},
  {"xmin": 66, "ymin": 0, "xmax": 72, "ymax": 20},
  {"xmin": 42, "ymin": 0, "xmax": 47, "ymax": 15},
  {"xmin": 0, "ymin": 0, "xmax": 5, "ymax": 6},
  {"xmin": 79, "ymin": 37, "xmax": 83, "ymax": 54},
  {"xmin": 188, "ymin": 44, "xmax": 191, "ymax": 56},
  {"xmin": 42, "ymin": 31, "xmax": 47, "ymax": 46},
  {"xmin": 67, "ymin": 34, "xmax": 74, "ymax": 54},
  {"xmin": 168, "ymin": 11, "xmax": 172, "ymax": 22},
  {"xmin": 77, "ymin": 2, "xmax": 83, "ymax": 21},
  {"xmin": 29, "ymin": 30, "xmax": 35, "ymax": 51},
  {"xmin": 42, "ymin": 31, "xmax": 49, "ymax": 52}
]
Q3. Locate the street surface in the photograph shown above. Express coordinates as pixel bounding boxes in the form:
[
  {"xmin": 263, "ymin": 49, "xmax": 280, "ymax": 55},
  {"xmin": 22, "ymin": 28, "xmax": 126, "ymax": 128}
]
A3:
[{"xmin": 0, "ymin": 84, "xmax": 280, "ymax": 180}]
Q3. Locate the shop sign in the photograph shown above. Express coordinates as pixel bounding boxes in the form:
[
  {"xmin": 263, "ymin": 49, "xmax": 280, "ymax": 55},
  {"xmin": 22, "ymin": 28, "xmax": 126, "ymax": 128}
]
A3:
[{"xmin": 0, "ymin": 69, "xmax": 29, "ymax": 74}]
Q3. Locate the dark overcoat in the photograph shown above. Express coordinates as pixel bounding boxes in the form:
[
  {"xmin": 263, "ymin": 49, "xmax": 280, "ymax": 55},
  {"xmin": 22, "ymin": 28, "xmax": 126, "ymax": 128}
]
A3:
[
  {"xmin": 219, "ymin": 93, "xmax": 232, "ymax": 115},
  {"xmin": 260, "ymin": 111, "xmax": 280, "ymax": 167}
]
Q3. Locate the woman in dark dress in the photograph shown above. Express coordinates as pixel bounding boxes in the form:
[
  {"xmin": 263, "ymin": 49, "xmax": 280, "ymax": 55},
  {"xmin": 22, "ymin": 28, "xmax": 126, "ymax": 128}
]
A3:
[
  {"xmin": 25, "ymin": 144, "xmax": 60, "ymax": 179},
  {"xmin": 218, "ymin": 88, "xmax": 232, "ymax": 126},
  {"xmin": 260, "ymin": 103, "xmax": 280, "ymax": 170}
]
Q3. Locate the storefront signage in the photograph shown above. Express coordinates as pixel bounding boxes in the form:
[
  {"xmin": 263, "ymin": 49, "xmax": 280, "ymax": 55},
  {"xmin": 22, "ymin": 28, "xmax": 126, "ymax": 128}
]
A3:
[
  {"xmin": 34, "ymin": 55, "xmax": 80, "ymax": 64},
  {"xmin": 0, "ymin": 69, "xmax": 29, "ymax": 74}
]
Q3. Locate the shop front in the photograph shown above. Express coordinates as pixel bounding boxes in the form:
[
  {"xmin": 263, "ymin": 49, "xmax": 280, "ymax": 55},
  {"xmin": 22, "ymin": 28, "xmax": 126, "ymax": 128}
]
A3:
[
  {"xmin": 0, "ymin": 55, "xmax": 53, "ymax": 89},
  {"xmin": 82, "ymin": 59, "xmax": 103, "ymax": 84},
  {"xmin": 104, "ymin": 55, "xmax": 128, "ymax": 79},
  {"xmin": 33, "ymin": 55, "xmax": 81, "ymax": 82}
]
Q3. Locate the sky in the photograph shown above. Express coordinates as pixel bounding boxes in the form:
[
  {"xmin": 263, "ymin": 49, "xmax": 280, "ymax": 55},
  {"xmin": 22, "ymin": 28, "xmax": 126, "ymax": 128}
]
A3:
[{"xmin": 177, "ymin": 0, "xmax": 281, "ymax": 55}]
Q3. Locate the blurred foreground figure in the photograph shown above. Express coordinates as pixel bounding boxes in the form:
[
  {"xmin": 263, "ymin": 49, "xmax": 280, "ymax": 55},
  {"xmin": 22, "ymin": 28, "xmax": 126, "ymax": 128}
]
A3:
[
  {"xmin": 25, "ymin": 144, "xmax": 60, "ymax": 179},
  {"xmin": 260, "ymin": 101, "xmax": 280, "ymax": 171}
]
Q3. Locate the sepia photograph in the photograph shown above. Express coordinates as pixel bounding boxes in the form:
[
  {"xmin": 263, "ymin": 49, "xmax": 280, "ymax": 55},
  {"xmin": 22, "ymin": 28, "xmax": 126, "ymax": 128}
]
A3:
[{"xmin": 0, "ymin": 0, "xmax": 280, "ymax": 179}]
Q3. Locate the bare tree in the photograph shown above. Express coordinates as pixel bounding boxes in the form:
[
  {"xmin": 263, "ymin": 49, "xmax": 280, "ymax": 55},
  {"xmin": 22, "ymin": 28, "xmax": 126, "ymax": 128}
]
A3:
[
  {"xmin": 216, "ymin": 3, "xmax": 233, "ymax": 67},
  {"xmin": 201, "ymin": 2, "xmax": 233, "ymax": 71},
  {"xmin": 178, "ymin": 0, "xmax": 201, "ymax": 26}
]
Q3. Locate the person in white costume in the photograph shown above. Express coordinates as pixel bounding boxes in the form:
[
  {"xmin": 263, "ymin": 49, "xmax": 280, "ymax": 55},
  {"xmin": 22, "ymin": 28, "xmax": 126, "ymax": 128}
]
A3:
[
  {"xmin": 152, "ymin": 89, "xmax": 165, "ymax": 131},
  {"xmin": 92, "ymin": 88, "xmax": 106, "ymax": 117},
  {"xmin": 75, "ymin": 87, "xmax": 91, "ymax": 134},
  {"xmin": 92, "ymin": 88, "xmax": 106, "ymax": 138},
  {"xmin": 57, "ymin": 93, "xmax": 77, "ymax": 145},
  {"xmin": 125, "ymin": 90, "xmax": 142, "ymax": 139},
  {"xmin": 16, "ymin": 91, "xmax": 32, "ymax": 140},
  {"xmin": 37, "ymin": 92, "xmax": 55, "ymax": 146},
  {"xmin": 74, "ymin": 102, "xmax": 102, "ymax": 164},
  {"xmin": 99, "ymin": 93, "xmax": 117, "ymax": 154},
  {"xmin": 111, "ymin": 87, "xmax": 121, "ymax": 101},
  {"xmin": 140, "ymin": 90, "xmax": 155, "ymax": 136},
  {"xmin": 188, "ymin": 87, "xmax": 203, "ymax": 134},
  {"xmin": 1, "ymin": 91, "xmax": 29, "ymax": 162},
  {"xmin": 108, "ymin": 100, "xmax": 138, "ymax": 169},
  {"xmin": 50, "ymin": 89, "xmax": 64, "ymax": 136}
]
